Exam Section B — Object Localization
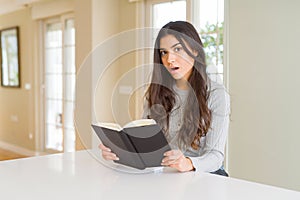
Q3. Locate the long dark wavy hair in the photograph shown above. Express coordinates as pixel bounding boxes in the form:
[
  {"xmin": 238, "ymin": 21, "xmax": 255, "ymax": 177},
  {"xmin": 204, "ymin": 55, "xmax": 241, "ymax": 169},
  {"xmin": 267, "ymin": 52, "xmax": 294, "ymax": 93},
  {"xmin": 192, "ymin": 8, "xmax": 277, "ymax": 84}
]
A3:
[{"xmin": 145, "ymin": 21, "xmax": 212, "ymax": 150}]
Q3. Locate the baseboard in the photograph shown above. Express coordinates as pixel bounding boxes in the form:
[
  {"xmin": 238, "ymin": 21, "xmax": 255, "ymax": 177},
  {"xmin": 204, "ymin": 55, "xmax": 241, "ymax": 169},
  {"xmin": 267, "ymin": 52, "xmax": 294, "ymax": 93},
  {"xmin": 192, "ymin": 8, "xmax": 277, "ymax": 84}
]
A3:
[{"xmin": 0, "ymin": 140, "xmax": 45, "ymax": 157}]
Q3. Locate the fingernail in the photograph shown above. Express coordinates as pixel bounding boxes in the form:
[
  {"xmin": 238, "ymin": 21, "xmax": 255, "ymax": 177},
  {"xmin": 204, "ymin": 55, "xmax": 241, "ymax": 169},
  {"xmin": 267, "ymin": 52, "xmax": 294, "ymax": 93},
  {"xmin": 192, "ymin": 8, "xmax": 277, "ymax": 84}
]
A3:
[{"xmin": 115, "ymin": 157, "xmax": 119, "ymax": 161}]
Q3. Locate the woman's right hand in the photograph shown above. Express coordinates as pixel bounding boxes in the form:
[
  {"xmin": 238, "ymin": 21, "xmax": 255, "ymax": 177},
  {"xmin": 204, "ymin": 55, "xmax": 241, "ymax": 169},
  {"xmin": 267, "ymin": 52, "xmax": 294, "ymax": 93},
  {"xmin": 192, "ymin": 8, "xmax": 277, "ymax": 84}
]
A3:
[{"xmin": 98, "ymin": 144, "xmax": 119, "ymax": 161}]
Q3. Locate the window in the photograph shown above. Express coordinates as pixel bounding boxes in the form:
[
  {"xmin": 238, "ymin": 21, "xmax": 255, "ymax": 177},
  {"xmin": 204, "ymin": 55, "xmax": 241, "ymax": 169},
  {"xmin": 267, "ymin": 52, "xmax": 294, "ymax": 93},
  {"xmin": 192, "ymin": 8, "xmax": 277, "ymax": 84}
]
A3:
[
  {"xmin": 146, "ymin": 0, "xmax": 225, "ymax": 84},
  {"xmin": 152, "ymin": 1, "xmax": 186, "ymax": 28},
  {"xmin": 144, "ymin": 0, "xmax": 187, "ymax": 81},
  {"xmin": 42, "ymin": 15, "xmax": 76, "ymax": 153},
  {"xmin": 143, "ymin": 0, "xmax": 227, "ymax": 168},
  {"xmin": 147, "ymin": 0, "xmax": 186, "ymax": 45},
  {"xmin": 193, "ymin": 0, "xmax": 225, "ymax": 84}
]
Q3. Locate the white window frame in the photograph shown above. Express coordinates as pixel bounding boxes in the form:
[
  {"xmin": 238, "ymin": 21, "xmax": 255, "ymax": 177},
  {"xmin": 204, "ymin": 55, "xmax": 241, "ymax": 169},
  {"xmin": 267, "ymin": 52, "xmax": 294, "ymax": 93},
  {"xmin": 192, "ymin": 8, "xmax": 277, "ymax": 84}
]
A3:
[
  {"xmin": 145, "ymin": 0, "xmax": 192, "ymax": 28},
  {"xmin": 38, "ymin": 13, "xmax": 76, "ymax": 153}
]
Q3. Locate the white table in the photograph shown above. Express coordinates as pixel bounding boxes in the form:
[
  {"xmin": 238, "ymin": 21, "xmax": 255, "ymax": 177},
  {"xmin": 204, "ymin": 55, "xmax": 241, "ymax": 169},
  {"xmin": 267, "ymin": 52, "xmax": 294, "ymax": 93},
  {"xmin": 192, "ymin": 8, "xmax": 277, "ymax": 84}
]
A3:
[{"xmin": 0, "ymin": 150, "xmax": 299, "ymax": 200}]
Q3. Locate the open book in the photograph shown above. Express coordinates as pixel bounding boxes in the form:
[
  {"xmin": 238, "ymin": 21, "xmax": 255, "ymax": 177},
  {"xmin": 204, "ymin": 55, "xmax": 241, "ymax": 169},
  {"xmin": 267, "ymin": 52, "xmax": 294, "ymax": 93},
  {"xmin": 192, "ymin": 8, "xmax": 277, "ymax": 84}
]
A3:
[{"xmin": 92, "ymin": 119, "xmax": 171, "ymax": 170}]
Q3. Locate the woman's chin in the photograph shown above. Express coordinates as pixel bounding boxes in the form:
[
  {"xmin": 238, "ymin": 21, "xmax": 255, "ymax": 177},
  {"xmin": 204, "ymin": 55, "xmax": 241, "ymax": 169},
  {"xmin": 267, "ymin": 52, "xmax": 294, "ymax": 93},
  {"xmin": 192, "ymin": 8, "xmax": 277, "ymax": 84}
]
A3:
[{"xmin": 170, "ymin": 73, "xmax": 184, "ymax": 80}]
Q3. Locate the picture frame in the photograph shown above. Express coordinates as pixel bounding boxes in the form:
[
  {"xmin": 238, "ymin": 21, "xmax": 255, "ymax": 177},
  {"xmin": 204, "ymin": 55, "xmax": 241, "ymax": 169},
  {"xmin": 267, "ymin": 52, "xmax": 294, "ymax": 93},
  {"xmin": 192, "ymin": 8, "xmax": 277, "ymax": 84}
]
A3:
[{"xmin": 0, "ymin": 26, "xmax": 20, "ymax": 88}]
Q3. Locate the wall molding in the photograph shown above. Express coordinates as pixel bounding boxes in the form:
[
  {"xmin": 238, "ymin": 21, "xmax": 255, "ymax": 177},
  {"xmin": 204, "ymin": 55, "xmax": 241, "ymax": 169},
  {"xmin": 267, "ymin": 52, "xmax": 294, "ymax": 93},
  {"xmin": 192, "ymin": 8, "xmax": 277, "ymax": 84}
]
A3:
[{"xmin": 0, "ymin": 140, "xmax": 46, "ymax": 157}]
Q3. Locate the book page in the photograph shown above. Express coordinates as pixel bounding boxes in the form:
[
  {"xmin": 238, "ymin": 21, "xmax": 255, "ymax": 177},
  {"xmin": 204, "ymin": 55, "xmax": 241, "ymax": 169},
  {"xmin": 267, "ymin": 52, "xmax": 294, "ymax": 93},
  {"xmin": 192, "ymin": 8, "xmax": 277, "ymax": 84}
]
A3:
[
  {"xmin": 97, "ymin": 122, "xmax": 122, "ymax": 131},
  {"xmin": 123, "ymin": 119, "xmax": 156, "ymax": 129}
]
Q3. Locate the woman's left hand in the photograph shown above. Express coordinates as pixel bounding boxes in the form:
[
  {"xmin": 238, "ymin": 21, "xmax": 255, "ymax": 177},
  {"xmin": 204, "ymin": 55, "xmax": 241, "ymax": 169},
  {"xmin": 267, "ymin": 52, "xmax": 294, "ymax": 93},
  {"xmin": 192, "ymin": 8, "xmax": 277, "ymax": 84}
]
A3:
[{"xmin": 161, "ymin": 150, "xmax": 195, "ymax": 172}]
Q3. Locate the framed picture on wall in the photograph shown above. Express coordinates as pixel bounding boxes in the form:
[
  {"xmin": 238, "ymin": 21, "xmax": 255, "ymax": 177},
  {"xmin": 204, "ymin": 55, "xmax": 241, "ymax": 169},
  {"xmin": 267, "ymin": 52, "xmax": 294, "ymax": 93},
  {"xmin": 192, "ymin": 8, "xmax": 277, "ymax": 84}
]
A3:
[{"xmin": 0, "ymin": 26, "xmax": 21, "ymax": 88}]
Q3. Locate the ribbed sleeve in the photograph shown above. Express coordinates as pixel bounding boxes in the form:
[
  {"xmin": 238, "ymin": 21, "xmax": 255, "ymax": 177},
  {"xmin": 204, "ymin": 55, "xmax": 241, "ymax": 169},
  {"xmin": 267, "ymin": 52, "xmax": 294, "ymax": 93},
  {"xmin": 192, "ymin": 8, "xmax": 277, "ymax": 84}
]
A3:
[{"xmin": 188, "ymin": 83, "xmax": 230, "ymax": 172}]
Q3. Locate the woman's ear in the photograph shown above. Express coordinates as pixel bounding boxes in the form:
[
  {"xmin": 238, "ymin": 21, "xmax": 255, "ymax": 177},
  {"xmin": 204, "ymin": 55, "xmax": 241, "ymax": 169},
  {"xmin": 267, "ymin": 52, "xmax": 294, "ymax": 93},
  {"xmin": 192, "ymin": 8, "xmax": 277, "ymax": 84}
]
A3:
[{"xmin": 193, "ymin": 50, "xmax": 198, "ymax": 57}]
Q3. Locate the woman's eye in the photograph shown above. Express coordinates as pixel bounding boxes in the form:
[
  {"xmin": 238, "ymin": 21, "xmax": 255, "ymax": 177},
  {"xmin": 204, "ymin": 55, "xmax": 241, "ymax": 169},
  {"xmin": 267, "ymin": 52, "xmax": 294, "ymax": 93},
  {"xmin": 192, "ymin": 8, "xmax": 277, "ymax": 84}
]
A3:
[
  {"xmin": 160, "ymin": 51, "xmax": 167, "ymax": 56},
  {"xmin": 174, "ymin": 47, "xmax": 182, "ymax": 52}
]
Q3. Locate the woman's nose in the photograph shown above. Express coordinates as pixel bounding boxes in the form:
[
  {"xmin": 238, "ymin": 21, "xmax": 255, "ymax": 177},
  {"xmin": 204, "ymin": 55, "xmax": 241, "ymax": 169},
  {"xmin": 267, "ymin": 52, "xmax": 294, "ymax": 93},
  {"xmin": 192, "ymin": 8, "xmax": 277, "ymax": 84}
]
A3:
[{"xmin": 167, "ymin": 52, "xmax": 176, "ymax": 63}]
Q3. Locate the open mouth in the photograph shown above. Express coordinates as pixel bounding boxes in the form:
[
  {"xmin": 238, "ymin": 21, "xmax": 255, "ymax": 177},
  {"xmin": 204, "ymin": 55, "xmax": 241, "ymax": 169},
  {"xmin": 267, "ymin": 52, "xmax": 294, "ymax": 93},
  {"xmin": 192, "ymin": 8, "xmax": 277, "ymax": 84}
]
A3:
[{"xmin": 171, "ymin": 67, "xmax": 180, "ymax": 71}]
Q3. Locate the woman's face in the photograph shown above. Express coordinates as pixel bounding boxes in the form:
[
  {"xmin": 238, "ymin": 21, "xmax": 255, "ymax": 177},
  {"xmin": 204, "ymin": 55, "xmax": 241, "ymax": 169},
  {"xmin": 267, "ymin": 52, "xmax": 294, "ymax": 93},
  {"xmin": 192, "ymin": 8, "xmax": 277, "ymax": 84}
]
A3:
[{"xmin": 159, "ymin": 34, "xmax": 196, "ymax": 81}]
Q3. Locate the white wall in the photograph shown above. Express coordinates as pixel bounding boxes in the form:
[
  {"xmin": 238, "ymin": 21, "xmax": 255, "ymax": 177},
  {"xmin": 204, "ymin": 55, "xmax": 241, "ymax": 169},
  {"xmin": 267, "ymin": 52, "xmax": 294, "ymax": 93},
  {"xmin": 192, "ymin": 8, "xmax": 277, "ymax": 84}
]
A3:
[
  {"xmin": 92, "ymin": 0, "xmax": 120, "ymax": 124},
  {"xmin": 74, "ymin": 0, "xmax": 92, "ymax": 149},
  {"xmin": 0, "ymin": 9, "xmax": 36, "ymax": 151},
  {"xmin": 91, "ymin": 0, "xmax": 140, "ymax": 126},
  {"xmin": 228, "ymin": 0, "xmax": 300, "ymax": 191}
]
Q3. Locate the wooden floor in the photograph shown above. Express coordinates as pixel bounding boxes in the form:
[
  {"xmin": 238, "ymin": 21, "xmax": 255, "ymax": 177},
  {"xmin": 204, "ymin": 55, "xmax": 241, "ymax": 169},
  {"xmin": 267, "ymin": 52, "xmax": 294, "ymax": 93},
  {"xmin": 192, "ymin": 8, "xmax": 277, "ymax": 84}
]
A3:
[{"xmin": 0, "ymin": 148, "xmax": 28, "ymax": 161}]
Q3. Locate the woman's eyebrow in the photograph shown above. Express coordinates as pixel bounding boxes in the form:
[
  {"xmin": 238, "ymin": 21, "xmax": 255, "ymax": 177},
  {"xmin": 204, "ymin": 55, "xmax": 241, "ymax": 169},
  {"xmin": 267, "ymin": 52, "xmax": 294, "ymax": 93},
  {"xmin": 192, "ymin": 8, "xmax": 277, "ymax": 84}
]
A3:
[
  {"xmin": 171, "ymin": 43, "xmax": 181, "ymax": 48},
  {"xmin": 160, "ymin": 42, "xmax": 181, "ymax": 50}
]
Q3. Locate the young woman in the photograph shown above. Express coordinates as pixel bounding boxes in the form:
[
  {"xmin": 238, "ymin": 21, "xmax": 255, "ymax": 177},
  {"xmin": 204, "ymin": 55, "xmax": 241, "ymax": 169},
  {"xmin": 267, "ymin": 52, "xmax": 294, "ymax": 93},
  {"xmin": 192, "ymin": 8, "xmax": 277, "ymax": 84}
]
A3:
[{"xmin": 99, "ymin": 21, "xmax": 230, "ymax": 176}]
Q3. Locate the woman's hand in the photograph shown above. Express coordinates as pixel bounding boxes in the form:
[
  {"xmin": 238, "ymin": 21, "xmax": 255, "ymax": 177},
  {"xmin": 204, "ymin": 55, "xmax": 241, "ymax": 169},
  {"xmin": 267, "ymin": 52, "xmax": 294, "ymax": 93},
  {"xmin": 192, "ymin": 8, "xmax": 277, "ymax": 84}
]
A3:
[
  {"xmin": 161, "ymin": 150, "xmax": 195, "ymax": 172},
  {"xmin": 98, "ymin": 144, "xmax": 119, "ymax": 161}
]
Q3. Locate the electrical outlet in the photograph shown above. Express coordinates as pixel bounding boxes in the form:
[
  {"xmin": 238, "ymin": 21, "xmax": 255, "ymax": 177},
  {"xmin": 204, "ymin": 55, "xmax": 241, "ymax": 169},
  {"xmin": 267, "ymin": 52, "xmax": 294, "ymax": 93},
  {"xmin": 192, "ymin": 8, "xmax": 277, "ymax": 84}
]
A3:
[{"xmin": 25, "ymin": 83, "xmax": 31, "ymax": 90}]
